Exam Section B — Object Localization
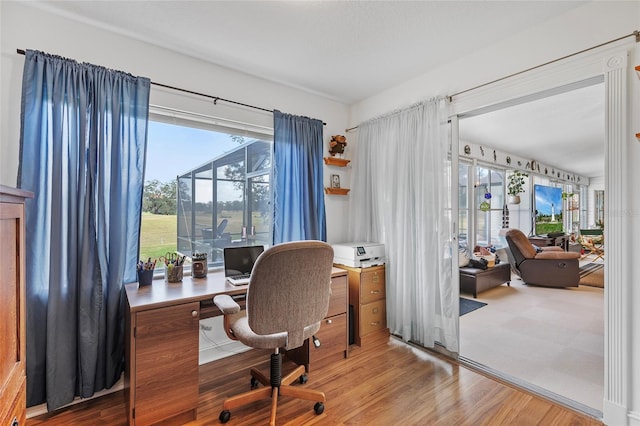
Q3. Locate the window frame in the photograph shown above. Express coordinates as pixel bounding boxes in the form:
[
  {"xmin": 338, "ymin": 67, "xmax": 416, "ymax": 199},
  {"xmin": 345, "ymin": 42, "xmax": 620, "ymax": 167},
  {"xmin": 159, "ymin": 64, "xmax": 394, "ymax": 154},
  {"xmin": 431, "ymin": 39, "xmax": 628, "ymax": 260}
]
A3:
[{"xmin": 141, "ymin": 106, "xmax": 274, "ymax": 274}]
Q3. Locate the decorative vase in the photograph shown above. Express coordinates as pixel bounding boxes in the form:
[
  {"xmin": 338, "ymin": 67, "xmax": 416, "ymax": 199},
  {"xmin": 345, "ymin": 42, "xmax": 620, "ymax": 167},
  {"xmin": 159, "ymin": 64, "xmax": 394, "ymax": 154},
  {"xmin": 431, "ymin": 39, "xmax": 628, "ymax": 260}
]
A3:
[{"xmin": 508, "ymin": 195, "xmax": 521, "ymax": 205}]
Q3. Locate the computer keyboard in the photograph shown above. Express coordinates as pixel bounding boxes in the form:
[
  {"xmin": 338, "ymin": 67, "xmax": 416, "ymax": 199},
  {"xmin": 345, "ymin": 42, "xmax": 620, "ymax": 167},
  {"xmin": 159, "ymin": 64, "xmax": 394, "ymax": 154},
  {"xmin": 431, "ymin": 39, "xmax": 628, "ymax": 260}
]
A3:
[
  {"xmin": 229, "ymin": 273, "xmax": 250, "ymax": 280},
  {"xmin": 227, "ymin": 273, "xmax": 251, "ymax": 286}
]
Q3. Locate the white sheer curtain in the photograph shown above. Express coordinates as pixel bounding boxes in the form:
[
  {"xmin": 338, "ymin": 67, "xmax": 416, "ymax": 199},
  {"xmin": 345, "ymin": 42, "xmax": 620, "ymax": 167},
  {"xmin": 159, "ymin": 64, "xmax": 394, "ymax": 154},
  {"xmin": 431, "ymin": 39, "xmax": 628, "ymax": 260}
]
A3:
[{"xmin": 348, "ymin": 98, "xmax": 458, "ymax": 352}]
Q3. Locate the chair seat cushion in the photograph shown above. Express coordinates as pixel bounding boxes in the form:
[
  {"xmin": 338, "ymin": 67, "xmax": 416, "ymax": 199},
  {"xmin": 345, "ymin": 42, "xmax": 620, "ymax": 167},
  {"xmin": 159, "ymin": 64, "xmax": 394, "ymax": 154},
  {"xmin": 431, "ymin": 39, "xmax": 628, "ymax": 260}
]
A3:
[{"xmin": 229, "ymin": 313, "xmax": 321, "ymax": 350}]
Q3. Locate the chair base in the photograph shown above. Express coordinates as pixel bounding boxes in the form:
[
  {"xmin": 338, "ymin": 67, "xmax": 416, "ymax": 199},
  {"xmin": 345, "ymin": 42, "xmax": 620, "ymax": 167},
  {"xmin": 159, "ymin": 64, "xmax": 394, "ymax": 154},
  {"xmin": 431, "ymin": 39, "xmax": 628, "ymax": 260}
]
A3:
[{"xmin": 220, "ymin": 353, "xmax": 326, "ymax": 425}]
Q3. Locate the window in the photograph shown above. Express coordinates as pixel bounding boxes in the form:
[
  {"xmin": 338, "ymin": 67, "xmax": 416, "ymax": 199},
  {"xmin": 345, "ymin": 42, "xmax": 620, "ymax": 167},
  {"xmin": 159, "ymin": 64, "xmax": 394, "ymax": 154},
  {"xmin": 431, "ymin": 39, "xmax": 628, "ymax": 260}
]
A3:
[
  {"xmin": 140, "ymin": 117, "xmax": 273, "ymax": 271},
  {"xmin": 594, "ymin": 190, "xmax": 604, "ymax": 228},
  {"xmin": 458, "ymin": 163, "xmax": 470, "ymax": 248},
  {"xmin": 475, "ymin": 166, "xmax": 504, "ymax": 248}
]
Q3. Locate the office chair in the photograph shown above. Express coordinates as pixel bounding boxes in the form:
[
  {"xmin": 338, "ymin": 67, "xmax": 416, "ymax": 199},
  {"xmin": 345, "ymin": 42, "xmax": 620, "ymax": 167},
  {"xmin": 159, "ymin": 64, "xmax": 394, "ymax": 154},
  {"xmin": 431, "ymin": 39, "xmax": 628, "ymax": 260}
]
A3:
[
  {"xmin": 213, "ymin": 240, "xmax": 334, "ymax": 425},
  {"xmin": 216, "ymin": 218, "xmax": 228, "ymax": 237}
]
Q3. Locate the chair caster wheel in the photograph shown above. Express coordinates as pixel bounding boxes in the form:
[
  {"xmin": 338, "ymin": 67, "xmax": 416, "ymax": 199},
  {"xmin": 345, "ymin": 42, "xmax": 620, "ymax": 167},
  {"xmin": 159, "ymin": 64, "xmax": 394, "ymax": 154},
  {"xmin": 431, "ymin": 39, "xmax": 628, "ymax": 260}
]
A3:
[
  {"xmin": 251, "ymin": 377, "xmax": 259, "ymax": 389},
  {"xmin": 299, "ymin": 374, "xmax": 308, "ymax": 384},
  {"xmin": 219, "ymin": 410, "xmax": 231, "ymax": 423},
  {"xmin": 314, "ymin": 402, "xmax": 324, "ymax": 415}
]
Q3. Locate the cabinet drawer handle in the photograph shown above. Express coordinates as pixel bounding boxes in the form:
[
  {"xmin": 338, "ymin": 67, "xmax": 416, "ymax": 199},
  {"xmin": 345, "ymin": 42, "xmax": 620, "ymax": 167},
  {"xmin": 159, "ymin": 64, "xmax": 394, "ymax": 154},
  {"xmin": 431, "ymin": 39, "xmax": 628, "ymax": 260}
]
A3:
[
  {"xmin": 370, "ymin": 321, "xmax": 380, "ymax": 326},
  {"xmin": 191, "ymin": 310, "xmax": 198, "ymax": 318},
  {"xmin": 372, "ymin": 307, "xmax": 379, "ymax": 314},
  {"xmin": 326, "ymin": 319, "xmax": 332, "ymax": 324},
  {"xmin": 372, "ymin": 275, "xmax": 379, "ymax": 282},
  {"xmin": 370, "ymin": 290, "xmax": 380, "ymax": 294}
]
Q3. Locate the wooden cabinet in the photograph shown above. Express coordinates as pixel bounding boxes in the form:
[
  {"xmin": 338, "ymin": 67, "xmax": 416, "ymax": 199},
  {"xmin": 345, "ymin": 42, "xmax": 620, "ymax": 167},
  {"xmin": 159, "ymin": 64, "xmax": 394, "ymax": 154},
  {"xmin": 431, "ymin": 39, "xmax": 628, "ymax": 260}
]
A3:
[
  {"xmin": 125, "ymin": 300, "xmax": 200, "ymax": 425},
  {"xmin": 0, "ymin": 186, "xmax": 32, "ymax": 426},
  {"xmin": 285, "ymin": 269, "xmax": 349, "ymax": 371},
  {"xmin": 339, "ymin": 264, "xmax": 389, "ymax": 347}
]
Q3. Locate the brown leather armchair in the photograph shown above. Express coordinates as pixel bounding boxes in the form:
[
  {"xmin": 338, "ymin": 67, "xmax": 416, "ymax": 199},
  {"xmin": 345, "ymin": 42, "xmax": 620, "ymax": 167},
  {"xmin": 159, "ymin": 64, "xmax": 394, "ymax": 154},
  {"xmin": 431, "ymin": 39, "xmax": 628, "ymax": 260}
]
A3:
[{"xmin": 505, "ymin": 229, "xmax": 581, "ymax": 287}]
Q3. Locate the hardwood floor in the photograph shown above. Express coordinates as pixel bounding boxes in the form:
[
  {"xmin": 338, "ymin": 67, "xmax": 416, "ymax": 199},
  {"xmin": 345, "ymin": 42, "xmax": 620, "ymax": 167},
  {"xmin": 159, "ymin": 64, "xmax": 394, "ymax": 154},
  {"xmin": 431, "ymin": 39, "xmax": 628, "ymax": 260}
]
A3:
[{"xmin": 27, "ymin": 337, "xmax": 602, "ymax": 425}]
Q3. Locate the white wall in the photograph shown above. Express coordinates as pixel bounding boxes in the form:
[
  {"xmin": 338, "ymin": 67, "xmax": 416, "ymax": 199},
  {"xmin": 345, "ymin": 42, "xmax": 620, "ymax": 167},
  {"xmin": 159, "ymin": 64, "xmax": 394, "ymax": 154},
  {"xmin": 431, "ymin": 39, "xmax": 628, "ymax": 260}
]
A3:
[
  {"xmin": 350, "ymin": 2, "xmax": 639, "ymax": 125},
  {"xmin": 0, "ymin": 1, "xmax": 350, "ymax": 243}
]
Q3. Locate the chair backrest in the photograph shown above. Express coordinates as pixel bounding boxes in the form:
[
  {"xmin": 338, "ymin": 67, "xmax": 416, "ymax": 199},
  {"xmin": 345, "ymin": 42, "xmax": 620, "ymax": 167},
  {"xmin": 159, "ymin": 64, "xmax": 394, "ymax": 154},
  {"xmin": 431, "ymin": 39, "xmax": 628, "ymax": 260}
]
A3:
[
  {"xmin": 216, "ymin": 219, "xmax": 229, "ymax": 237},
  {"xmin": 505, "ymin": 229, "xmax": 537, "ymax": 264},
  {"xmin": 246, "ymin": 240, "xmax": 334, "ymax": 350},
  {"xmin": 580, "ymin": 228, "xmax": 603, "ymax": 237}
]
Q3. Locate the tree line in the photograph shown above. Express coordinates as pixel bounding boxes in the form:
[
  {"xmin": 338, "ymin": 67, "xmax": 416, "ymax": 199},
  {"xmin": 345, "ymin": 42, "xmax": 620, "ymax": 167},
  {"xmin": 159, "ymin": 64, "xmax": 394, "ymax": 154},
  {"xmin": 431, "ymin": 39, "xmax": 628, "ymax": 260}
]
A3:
[{"xmin": 143, "ymin": 180, "xmax": 246, "ymax": 215}]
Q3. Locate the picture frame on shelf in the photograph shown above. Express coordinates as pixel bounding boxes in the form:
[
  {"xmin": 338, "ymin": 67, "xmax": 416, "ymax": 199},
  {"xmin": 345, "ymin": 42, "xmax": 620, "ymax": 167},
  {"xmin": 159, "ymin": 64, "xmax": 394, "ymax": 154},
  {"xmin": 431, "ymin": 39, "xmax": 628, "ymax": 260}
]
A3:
[{"xmin": 331, "ymin": 174, "xmax": 341, "ymax": 188}]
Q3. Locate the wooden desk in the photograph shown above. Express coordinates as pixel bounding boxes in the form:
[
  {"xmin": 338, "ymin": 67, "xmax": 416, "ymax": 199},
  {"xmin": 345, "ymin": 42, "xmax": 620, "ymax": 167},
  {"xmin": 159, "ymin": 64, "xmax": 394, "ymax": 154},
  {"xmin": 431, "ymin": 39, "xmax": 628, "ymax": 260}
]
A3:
[{"xmin": 124, "ymin": 267, "xmax": 347, "ymax": 425}]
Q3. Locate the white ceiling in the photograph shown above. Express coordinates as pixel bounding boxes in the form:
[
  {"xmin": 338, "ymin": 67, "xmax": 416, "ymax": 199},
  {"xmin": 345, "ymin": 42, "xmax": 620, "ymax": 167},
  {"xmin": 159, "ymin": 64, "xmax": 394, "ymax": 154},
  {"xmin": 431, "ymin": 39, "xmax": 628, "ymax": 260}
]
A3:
[
  {"xmin": 33, "ymin": 1, "xmax": 586, "ymax": 104},
  {"xmin": 30, "ymin": 1, "xmax": 603, "ymax": 177},
  {"xmin": 459, "ymin": 82, "xmax": 605, "ymax": 178}
]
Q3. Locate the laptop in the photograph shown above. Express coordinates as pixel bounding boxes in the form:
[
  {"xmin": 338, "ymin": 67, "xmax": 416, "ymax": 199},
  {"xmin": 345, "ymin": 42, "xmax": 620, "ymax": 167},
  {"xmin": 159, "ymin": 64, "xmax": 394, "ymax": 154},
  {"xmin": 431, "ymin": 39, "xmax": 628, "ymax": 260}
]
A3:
[{"xmin": 223, "ymin": 245, "xmax": 265, "ymax": 286}]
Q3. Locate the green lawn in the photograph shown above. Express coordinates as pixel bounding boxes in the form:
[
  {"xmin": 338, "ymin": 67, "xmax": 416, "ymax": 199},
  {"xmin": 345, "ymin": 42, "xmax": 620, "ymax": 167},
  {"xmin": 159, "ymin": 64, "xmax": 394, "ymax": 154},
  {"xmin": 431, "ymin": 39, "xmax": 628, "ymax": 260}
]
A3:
[
  {"xmin": 139, "ymin": 210, "xmax": 271, "ymax": 262},
  {"xmin": 535, "ymin": 222, "xmax": 564, "ymax": 235},
  {"xmin": 140, "ymin": 212, "xmax": 177, "ymax": 261}
]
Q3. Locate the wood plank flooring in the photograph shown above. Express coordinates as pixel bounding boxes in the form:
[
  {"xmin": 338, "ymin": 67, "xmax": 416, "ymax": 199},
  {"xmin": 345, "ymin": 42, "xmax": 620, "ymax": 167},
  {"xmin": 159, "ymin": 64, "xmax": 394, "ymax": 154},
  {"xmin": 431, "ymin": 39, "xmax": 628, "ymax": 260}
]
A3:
[{"xmin": 27, "ymin": 337, "xmax": 602, "ymax": 425}]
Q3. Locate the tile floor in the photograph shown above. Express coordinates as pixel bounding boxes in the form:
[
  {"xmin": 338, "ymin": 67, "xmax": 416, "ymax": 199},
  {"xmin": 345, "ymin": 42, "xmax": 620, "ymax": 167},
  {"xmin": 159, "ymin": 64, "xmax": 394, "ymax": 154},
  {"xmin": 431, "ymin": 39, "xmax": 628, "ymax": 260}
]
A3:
[
  {"xmin": 460, "ymin": 268, "xmax": 604, "ymax": 412},
  {"xmin": 199, "ymin": 316, "xmax": 251, "ymax": 364}
]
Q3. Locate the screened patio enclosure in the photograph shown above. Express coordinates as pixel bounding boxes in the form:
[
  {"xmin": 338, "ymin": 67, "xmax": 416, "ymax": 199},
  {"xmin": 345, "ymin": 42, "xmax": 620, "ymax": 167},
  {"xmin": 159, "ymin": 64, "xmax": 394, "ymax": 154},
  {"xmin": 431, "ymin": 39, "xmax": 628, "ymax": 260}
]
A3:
[{"xmin": 177, "ymin": 139, "xmax": 272, "ymax": 264}]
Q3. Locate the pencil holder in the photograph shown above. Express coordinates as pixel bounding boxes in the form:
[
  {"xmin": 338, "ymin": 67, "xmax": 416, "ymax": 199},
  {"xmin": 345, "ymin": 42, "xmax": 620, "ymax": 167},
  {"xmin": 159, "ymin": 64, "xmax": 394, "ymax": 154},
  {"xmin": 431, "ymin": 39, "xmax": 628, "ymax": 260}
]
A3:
[
  {"xmin": 137, "ymin": 269, "xmax": 154, "ymax": 287},
  {"xmin": 192, "ymin": 252, "xmax": 208, "ymax": 278},
  {"xmin": 165, "ymin": 264, "xmax": 183, "ymax": 283}
]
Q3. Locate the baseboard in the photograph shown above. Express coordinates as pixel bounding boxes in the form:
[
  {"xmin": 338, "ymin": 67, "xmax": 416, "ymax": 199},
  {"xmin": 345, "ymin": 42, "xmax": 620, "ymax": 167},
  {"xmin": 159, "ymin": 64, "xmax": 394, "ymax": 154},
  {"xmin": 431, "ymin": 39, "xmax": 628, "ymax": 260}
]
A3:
[
  {"xmin": 628, "ymin": 410, "xmax": 640, "ymax": 426},
  {"xmin": 26, "ymin": 375, "xmax": 124, "ymax": 419}
]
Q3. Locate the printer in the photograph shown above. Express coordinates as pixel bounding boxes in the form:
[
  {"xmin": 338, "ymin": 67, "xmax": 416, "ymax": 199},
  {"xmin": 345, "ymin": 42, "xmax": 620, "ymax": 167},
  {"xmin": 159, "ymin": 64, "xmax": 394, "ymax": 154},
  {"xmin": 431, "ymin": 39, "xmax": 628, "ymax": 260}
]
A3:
[{"xmin": 332, "ymin": 242, "xmax": 385, "ymax": 268}]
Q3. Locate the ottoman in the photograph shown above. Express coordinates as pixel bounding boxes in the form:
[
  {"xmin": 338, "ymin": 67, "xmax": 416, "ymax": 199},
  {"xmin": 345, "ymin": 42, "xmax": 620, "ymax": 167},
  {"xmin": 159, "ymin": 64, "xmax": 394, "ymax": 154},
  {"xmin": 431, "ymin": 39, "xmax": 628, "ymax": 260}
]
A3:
[{"xmin": 459, "ymin": 262, "xmax": 511, "ymax": 298}]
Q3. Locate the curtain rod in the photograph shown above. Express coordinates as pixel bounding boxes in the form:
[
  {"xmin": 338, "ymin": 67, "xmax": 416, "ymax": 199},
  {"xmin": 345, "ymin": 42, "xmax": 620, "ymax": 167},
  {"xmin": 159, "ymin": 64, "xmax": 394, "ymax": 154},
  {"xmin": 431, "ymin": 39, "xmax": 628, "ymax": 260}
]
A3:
[
  {"xmin": 448, "ymin": 30, "xmax": 639, "ymax": 101},
  {"xmin": 16, "ymin": 48, "xmax": 326, "ymax": 125},
  {"xmin": 345, "ymin": 30, "xmax": 639, "ymax": 132}
]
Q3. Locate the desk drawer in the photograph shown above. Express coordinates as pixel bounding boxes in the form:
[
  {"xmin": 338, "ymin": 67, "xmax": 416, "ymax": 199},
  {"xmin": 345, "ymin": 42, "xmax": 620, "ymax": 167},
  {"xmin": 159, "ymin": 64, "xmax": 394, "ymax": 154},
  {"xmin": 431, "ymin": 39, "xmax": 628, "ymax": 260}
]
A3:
[
  {"xmin": 360, "ymin": 269, "xmax": 385, "ymax": 304},
  {"xmin": 327, "ymin": 275, "xmax": 347, "ymax": 318},
  {"xmin": 310, "ymin": 313, "xmax": 347, "ymax": 364},
  {"xmin": 360, "ymin": 300, "xmax": 386, "ymax": 336}
]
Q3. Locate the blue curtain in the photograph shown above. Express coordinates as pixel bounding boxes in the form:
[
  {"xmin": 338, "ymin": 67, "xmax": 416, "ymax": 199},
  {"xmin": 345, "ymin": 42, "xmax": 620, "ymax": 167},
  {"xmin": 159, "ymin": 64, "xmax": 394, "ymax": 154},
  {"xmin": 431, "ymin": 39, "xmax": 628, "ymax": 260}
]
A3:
[
  {"xmin": 18, "ymin": 50, "xmax": 150, "ymax": 410},
  {"xmin": 273, "ymin": 110, "xmax": 326, "ymax": 243}
]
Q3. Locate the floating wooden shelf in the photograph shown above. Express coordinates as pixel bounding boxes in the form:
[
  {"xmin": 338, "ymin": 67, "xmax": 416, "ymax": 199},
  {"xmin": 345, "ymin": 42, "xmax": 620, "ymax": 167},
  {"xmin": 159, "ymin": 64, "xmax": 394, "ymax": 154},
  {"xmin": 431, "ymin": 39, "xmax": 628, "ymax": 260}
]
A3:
[
  {"xmin": 636, "ymin": 132, "xmax": 640, "ymax": 139},
  {"xmin": 635, "ymin": 65, "xmax": 640, "ymax": 72},
  {"xmin": 324, "ymin": 187, "xmax": 350, "ymax": 195},
  {"xmin": 323, "ymin": 157, "xmax": 351, "ymax": 167}
]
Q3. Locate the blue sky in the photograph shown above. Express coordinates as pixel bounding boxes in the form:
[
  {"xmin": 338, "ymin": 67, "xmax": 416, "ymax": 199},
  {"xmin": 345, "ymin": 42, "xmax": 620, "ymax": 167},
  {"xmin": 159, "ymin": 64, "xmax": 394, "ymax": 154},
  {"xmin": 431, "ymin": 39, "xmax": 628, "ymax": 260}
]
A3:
[{"xmin": 145, "ymin": 121, "xmax": 239, "ymax": 183}]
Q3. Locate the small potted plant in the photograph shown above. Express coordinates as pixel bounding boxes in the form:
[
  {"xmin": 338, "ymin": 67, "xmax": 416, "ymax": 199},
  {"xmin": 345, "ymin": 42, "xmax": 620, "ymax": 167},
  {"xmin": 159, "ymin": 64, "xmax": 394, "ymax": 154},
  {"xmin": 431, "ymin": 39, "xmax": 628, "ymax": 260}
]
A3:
[
  {"xmin": 507, "ymin": 171, "xmax": 528, "ymax": 204},
  {"xmin": 329, "ymin": 135, "xmax": 347, "ymax": 157}
]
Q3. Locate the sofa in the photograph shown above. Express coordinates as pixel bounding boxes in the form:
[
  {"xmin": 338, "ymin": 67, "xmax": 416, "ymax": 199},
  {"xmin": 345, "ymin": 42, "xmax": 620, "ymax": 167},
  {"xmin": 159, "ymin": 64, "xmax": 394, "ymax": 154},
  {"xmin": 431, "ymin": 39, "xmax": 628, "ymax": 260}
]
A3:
[{"xmin": 505, "ymin": 228, "xmax": 581, "ymax": 287}]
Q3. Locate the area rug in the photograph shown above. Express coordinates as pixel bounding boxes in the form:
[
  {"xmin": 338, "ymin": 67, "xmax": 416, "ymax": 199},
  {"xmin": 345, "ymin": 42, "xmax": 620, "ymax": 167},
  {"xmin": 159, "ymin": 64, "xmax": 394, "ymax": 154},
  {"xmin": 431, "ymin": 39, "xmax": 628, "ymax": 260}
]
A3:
[
  {"xmin": 579, "ymin": 262, "xmax": 603, "ymax": 279},
  {"xmin": 580, "ymin": 265, "xmax": 604, "ymax": 288},
  {"xmin": 460, "ymin": 297, "xmax": 487, "ymax": 316}
]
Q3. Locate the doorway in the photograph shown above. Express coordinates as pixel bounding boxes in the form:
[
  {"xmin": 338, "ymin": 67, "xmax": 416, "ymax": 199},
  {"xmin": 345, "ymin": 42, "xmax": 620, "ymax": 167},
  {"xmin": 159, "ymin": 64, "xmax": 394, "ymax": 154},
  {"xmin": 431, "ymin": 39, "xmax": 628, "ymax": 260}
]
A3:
[{"xmin": 455, "ymin": 80, "xmax": 606, "ymax": 416}]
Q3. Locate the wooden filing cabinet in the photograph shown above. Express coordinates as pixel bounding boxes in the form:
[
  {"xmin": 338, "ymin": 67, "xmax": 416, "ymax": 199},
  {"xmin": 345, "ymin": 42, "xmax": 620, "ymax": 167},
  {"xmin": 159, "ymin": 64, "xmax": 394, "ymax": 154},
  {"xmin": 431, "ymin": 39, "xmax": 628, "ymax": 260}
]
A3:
[
  {"xmin": 285, "ymin": 268, "xmax": 349, "ymax": 370},
  {"xmin": 125, "ymin": 300, "xmax": 200, "ymax": 425},
  {"xmin": 0, "ymin": 186, "xmax": 32, "ymax": 426},
  {"xmin": 338, "ymin": 264, "xmax": 389, "ymax": 347}
]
